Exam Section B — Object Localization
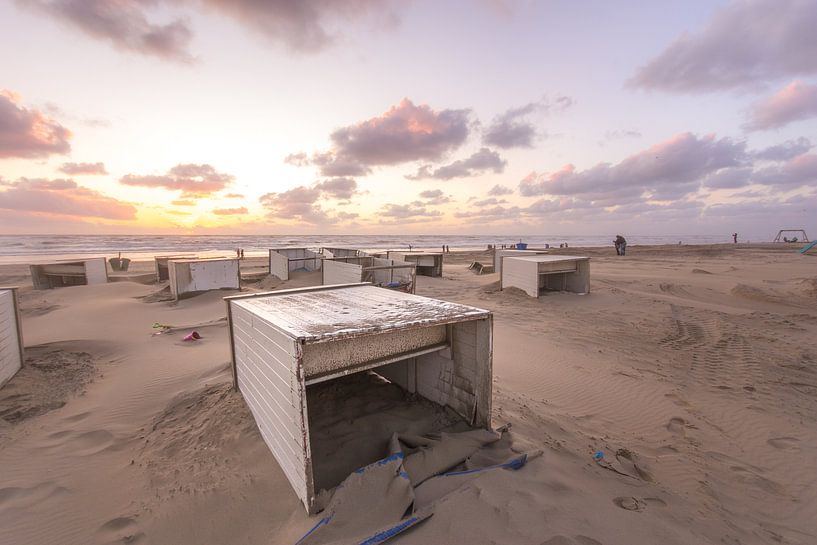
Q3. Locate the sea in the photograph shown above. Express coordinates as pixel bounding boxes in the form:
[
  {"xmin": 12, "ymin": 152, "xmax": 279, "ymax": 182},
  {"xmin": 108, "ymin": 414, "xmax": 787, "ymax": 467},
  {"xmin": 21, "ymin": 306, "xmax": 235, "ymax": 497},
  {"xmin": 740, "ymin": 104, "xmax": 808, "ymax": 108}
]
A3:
[{"xmin": 0, "ymin": 233, "xmax": 734, "ymax": 264}]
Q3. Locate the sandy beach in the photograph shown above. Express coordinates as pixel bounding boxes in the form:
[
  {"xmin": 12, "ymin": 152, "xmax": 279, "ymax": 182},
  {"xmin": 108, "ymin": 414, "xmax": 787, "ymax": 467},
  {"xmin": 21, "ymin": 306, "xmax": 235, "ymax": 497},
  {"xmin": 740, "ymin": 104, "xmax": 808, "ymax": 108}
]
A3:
[{"xmin": 1, "ymin": 244, "xmax": 816, "ymax": 545}]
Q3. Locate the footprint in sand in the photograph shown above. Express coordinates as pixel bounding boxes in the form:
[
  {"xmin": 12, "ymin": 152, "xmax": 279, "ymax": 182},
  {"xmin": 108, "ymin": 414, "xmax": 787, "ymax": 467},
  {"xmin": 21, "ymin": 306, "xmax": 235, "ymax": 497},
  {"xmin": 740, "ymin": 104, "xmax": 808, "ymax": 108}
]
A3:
[
  {"xmin": 612, "ymin": 496, "xmax": 645, "ymax": 511},
  {"xmin": 97, "ymin": 516, "xmax": 146, "ymax": 544},
  {"xmin": 540, "ymin": 536, "xmax": 603, "ymax": 545},
  {"xmin": 667, "ymin": 417, "xmax": 686, "ymax": 436},
  {"xmin": 767, "ymin": 437, "xmax": 801, "ymax": 451}
]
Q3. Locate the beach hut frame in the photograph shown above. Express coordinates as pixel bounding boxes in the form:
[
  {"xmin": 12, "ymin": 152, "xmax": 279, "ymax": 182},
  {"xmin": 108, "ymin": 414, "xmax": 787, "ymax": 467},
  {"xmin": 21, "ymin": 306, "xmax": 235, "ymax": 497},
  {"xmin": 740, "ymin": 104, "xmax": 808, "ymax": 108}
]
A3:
[
  {"xmin": 386, "ymin": 251, "xmax": 444, "ymax": 277},
  {"xmin": 320, "ymin": 247, "xmax": 365, "ymax": 259},
  {"xmin": 154, "ymin": 255, "xmax": 198, "ymax": 282},
  {"xmin": 224, "ymin": 283, "xmax": 493, "ymax": 513},
  {"xmin": 268, "ymin": 248, "xmax": 322, "ymax": 281},
  {"xmin": 0, "ymin": 287, "xmax": 24, "ymax": 388},
  {"xmin": 168, "ymin": 257, "xmax": 241, "ymax": 301},
  {"xmin": 501, "ymin": 255, "xmax": 590, "ymax": 297},
  {"xmin": 29, "ymin": 258, "xmax": 108, "ymax": 290},
  {"xmin": 321, "ymin": 256, "xmax": 417, "ymax": 293}
]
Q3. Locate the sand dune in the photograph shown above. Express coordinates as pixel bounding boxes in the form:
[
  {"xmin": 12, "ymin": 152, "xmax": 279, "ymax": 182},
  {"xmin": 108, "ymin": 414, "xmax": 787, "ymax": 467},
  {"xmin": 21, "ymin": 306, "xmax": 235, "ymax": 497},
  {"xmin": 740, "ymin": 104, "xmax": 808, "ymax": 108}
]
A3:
[{"xmin": 0, "ymin": 245, "xmax": 815, "ymax": 544}]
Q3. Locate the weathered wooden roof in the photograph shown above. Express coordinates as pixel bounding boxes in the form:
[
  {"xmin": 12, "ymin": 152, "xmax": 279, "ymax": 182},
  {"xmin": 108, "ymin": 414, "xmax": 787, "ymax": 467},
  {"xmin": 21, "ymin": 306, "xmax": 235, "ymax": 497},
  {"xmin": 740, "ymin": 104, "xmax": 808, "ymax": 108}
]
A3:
[
  {"xmin": 505, "ymin": 255, "xmax": 589, "ymax": 263},
  {"xmin": 230, "ymin": 284, "xmax": 489, "ymax": 342}
]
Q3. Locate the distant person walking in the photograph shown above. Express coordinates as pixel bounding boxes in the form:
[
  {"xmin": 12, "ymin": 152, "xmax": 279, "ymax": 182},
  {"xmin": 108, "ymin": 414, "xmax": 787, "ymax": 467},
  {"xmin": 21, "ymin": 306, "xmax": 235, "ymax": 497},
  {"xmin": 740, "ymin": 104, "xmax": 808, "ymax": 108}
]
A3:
[
  {"xmin": 732, "ymin": 232, "xmax": 738, "ymax": 244},
  {"xmin": 614, "ymin": 235, "xmax": 627, "ymax": 256}
]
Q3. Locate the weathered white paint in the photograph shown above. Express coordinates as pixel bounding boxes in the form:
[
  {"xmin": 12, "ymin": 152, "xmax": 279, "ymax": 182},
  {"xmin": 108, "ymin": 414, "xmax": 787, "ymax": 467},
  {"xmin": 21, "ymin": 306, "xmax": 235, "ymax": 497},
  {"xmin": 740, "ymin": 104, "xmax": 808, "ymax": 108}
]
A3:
[
  {"xmin": 501, "ymin": 255, "xmax": 590, "ymax": 297},
  {"xmin": 493, "ymin": 249, "xmax": 549, "ymax": 278},
  {"xmin": 0, "ymin": 288, "xmax": 24, "ymax": 388},
  {"xmin": 321, "ymin": 247, "xmax": 360, "ymax": 259},
  {"xmin": 30, "ymin": 258, "xmax": 108, "ymax": 289},
  {"xmin": 226, "ymin": 284, "xmax": 492, "ymax": 513},
  {"xmin": 268, "ymin": 248, "xmax": 322, "ymax": 281},
  {"xmin": 322, "ymin": 257, "xmax": 416, "ymax": 293},
  {"xmin": 154, "ymin": 255, "xmax": 197, "ymax": 282},
  {"xmin": 168, "ymin": 258, "xmax": 240, "ymax": 300}
]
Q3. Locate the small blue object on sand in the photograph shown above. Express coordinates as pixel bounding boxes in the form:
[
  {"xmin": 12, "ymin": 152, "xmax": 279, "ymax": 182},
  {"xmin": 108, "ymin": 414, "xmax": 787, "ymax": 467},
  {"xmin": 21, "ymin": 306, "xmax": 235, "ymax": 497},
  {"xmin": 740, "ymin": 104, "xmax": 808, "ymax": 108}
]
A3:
[
  {"xmin": 800, "ymin": 240, "xmax": 817, "ymax": 254},
  {"xmin": 594, "ymin": 451, "xmax": 604, "ymax": 461}
]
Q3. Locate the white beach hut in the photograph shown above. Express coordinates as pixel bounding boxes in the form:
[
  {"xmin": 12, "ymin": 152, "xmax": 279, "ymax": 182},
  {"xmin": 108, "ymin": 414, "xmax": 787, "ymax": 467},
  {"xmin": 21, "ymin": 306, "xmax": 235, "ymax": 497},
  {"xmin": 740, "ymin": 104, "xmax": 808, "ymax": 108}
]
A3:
[
  {"xmin": 321, "ymin": 256, "xmax": 417, "ymax": 293},
  {"xmin": 168, "ymin": 257, "xmax": 240, "ymax": 300},
  {"xmin": 268, "ymin": 248, "xmax": 322, "ymax": 281},
  {"xmin": 386, "ymin": 251, "xmax": 444, "ymax": 277},
  {"xmin": 0, "ymin": 287, "xmax": 24, "ymax": 388},
  {"xmin": 501, "ymin": 255, "xmax": 590, "ymax": 297},
  {"xmin": 225, "ymin": 284, "xmax": 493, "ymax": 513},
  {"xmin": 493, "ymin": 248, "xmax": 549, "ymax": 278},
  {"xmin": 29, "ymin": 258, "xmax": 108, "ymax": 290}
]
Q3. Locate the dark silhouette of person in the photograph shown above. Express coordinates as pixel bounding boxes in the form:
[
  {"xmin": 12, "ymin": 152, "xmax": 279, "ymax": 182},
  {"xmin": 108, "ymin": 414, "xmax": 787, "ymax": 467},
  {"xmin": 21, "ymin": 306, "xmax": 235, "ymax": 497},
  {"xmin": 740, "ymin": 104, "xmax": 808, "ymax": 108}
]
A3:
[
  {"xmin": 614, "ymin": 235, "xmax": 627, "ymax": 256},
  {"xmin": 732, "ymin": 233, "xmax": 738, "ymax": 243}
]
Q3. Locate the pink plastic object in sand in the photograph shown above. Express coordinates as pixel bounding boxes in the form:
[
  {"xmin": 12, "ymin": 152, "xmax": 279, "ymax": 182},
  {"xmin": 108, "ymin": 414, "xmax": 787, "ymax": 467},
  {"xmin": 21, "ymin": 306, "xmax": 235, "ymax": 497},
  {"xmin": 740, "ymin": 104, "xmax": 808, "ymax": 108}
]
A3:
[{"xmin": 183, "ymin": 331, "xmax": 201, "ymax": 341}]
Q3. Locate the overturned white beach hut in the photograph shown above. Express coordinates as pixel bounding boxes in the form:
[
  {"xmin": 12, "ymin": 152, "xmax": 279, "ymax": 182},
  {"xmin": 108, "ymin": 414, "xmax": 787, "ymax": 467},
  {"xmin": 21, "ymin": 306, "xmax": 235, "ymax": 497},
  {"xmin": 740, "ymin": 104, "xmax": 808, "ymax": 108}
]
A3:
[
  {"xmin": 168, "ymin": 257, "xmax": 240, "ymax": 300},
  {"xmin": 387, "ymin": 251, "xmax": 443, "ymax": 277},
  {"xmin": 322, "ymin": 256, "xmax": 417, "ymax": 293},
  {"xmin": 321, "ymin": 247, "xmax": 365, "ymax": 259},
  {"xmin": 225, "ymin": 284, "xmax": 493, "ymax": 513},
  {"xmin": 30, "ymin": 258, "xmax": 108, "ymax": 290},
  {"xmin": 0, "ymin": 287, "xmax": 24, "ymax": 388},
  {"xmin": 269, "ymin": 248, "xmax": 322, "ymax": 281},
  {"xmin": 501, "ymin": 255, "xmax": 590, "ymax": 297},
  {"xmin": 154, "ymin": 255, "xmax": 197, "ymax": 282},
  {"xmin": 493, "ymin": 248, "xmax": 549, "ymax": 278}
]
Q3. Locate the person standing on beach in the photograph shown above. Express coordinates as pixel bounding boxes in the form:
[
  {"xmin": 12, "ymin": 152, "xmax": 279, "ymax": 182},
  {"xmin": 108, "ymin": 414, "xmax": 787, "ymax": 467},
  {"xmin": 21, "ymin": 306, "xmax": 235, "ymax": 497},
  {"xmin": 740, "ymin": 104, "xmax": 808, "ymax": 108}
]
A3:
[
  {"xmin": 732, "ymin": 233, "xmax": 738, "ymax": 243},
  {"xmin": 614, "ymin": 235, "xmax": 627, "ymax": 256}
]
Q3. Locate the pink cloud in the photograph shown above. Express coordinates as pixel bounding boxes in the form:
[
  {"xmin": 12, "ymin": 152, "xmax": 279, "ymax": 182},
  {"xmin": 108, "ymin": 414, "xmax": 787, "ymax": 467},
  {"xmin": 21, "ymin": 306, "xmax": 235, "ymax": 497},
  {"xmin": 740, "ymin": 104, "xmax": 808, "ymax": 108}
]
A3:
[
  {"xmin": 746, "ymin": 80, "xmax": 817, "ymax": 131},
  {"xmin": 630, "ymin": 0, "xmax": 817, "ymax": 92},
  {"xmin": 59, "ymin": 161, "xmax": 108, "ymax": 175},
  {"xmin": 120, "ymin": 164, "xmax": 234, "ymax": 197},
  {"xmin": 0, "ymin": 90, "xmax": 71, "ymax": 158},
  {"xmin": 0, "ymin": 177, "xmax": 136, "ymax": 220},
  {"xmin": 213, "ymin": 207, "xmax": 248, "ymax": 215},
  {"xmin": 329, "ymin": 98, "xmax": 471, "ymax": 166}
]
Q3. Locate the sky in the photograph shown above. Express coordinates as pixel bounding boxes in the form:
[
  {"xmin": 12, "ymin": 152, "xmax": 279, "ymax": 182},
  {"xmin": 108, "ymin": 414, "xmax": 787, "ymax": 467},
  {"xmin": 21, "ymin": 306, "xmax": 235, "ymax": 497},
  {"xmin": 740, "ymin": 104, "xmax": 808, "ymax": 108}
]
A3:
[{"xmin": 1, "ymin": 0, "xmax": 816, "ymax": 238}]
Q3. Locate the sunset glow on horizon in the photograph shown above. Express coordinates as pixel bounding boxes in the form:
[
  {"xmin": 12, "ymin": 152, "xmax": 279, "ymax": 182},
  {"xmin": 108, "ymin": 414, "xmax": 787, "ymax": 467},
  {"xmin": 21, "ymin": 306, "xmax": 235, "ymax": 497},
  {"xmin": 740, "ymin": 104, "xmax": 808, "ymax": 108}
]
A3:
[{"xmin": 1, "ymin": 0, "xmax": 816, "ymax": 237}]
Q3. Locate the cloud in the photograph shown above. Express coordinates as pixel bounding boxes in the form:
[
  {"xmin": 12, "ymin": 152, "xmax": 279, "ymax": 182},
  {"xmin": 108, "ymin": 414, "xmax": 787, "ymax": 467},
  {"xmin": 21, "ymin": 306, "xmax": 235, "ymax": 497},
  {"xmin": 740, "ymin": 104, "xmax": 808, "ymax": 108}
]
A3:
[
  {"xmin": 24, "ymin": 0, "xmax": 195, "ymax": 63},
  {"xmin": 0, "ymin": 90, "xmax": 72, "ymax": 158},
  {"xmin": 0, "ymin": 177, "xmax": 136, "ymax": 219},
  {"xmin": 59, "ymin": 161, "xmax": 108, "ymax": 175},
  {"xmin": 406, "ymin": 148, "xmax": 506, "ymax": 180},
  {"xmin": 752, "ymin": 137, "xmax": 812, "ymax": 161},
  {"xmin": 120, "ymin": 164, "xmax": 234, "ymax": 197},
  {"xmin": 630, "ymin": 0, "xmax": 817, "ymax": 92},
  {"xmin": 314, "ymin": 177, "xmax": 358, "ymax": 199},
  {"xmin": 603, "ymin": 129, "xmax": 642, "ymax": 141},
  {"xmin": 378, "ymin": 201, "xmax": 443, "ymax": 224},
  {"xmin": 745, "ymin": 80, "xmax": 817, "ymax": 131},
  {"xmin": 487, "ymin": 184, "xmax": 513, "ymax": 196},
  {"xmin": 519, "ymin": 133, "xmax": 746, "ymax": 202},
  {"xmin": 329, "ymin": 98, "xmax": 472, "ymax": 166},
  {"xmin": 197, "ymin": 0, "xmax": 400, "ymax": 53},
  {"xmin": 285, "ymin": 151, "xmax": 371, "ymax": 177},
  {"xmin": 223, "ymin": 192, "xmax": 245, "ymax": 198},
  {"xmin": 472, "ymin": 197, "xmax": 508, "ymax": 207},
  {"xmin": 259, "ymin": 178, "xmax": 359, "ymax": 224},
  {"xmin": 702, "ymin": 167, "xmax": 754, "ymax": 189},
  {"xmin": 213, "ymin": 206, "xmax": 248, "ymax": 215},
  {"xmin": 171, "ymin": 199, "xmax": 196, "ymax": 206},
  {"xmin": 482, "ymin": 95, "xmax": 573, "ymax": 149},
  {"xmin": 418, "ymin": 189, "xmax": 452, "ymax": 205},
  {"xmin": 751, "ymin": 153, "xmax": 817, "ymax": 188}
]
